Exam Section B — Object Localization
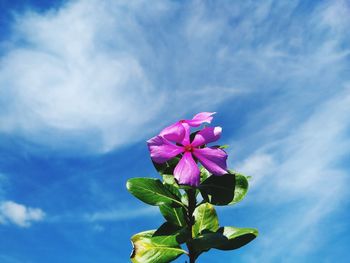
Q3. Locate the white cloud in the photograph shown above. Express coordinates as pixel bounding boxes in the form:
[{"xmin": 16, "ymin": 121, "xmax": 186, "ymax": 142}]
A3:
[
  {"xmin": 0, "ymin": 200, "xmax": 45, "ymax": 227},
  {"xmin": 47, "ymin": 206, "xmax": 158, "ymax": 224},
  {"xmin": 216, "ymin": 1, "xmax": 350, "ymax": 260},
  {"xmin": 236, "ymin": 87, "xmax": 350, "ymax": 262},
  {"xmin": 0, "ymin": 0, "xmax": 243, "ymax": 153},
  {"xmin": 1, "ymin": 0, "xmax": 348, "ymax": 155},
  {"xmin": 0, "ymin": 1, "xmax": 164, "ymax": 152},
  {"xmin": 319, "ymin": 0, "xmax": 350, "ymax": 32},
  {"xmin": 235, "ymin": 153, "xmax": 275, "ymax": 188},
  {"xmin": 84, "ymin": 206, "xmax": 157, "ymax": 222}
]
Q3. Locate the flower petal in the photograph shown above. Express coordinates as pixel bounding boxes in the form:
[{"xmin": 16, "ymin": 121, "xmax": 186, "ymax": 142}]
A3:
[
  {"xmin": 181, "ymin": 123, "xmax": 191, "ymax": 146},
  {"xmin": 193, "ymin": 147, "xmax": 227, "ymax": 175},
  {"xmin": 159, "ymin": 122, "xmax": 185, "ymax": 144},
  {"xmin": 191, "ymin": 126, "xmax": 222, "ymax": 147},
  {"xmin": 174, "ymin": 152, "xmax": 200, "ymax": 186},
  {"xmin": 186, "ymin": 112, "xmax": 216, "ymax": 127},
  {"xmin": 147, "ymin": 136, "xmax": 184, "ymax": 163}
]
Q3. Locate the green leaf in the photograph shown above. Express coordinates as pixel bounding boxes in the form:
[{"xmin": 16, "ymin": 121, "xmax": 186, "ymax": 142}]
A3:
[
  {"xmin": 153, "ymin": 158, "xmax": 181, "ymax": 188},
  {"xmin": 229, "ymin": 173, "xmax": 249, "ymax": 205},
  {"xmin": 200, "ymin": 166, "xmax": 211, "ymax": 182},
  {"xmin": 162, "ymin": 174, "xmax": 178, "ymax": 187},
  {"xmin": 214, "ymin": 226, "xmax": 258, "ymax": 250},
  {"xmin": 199, "ymin": 173, "xmax": 235, "ymax": 205},
  {"xmin": 190, "ymin": 226, "xmax": 258, "ymax": 257},
  {"xmin": 159, "ymin": 204, "xmax": 186, "ymax": 227},
  {"xmin": 126, "ymin": 178, "xmax": 184, "ymax": 207},
  {"xmin": 193, "ymin": 203, "xmax": 219, "ymax": 237},
  {"xmin": 219, "ymin": 144, "xmax": 229, "ymax": 149},
  {"xmin": 180, "ymin": 192, "xmax": 189, "ymax": 207},
  {"xmin": 198, "ymin": 172, "xmax": 249, "ymax": 206},
  {"xmin": 153, "ymin": 158, "xmax": 180, "ymax": 176},
  {"xmin": 130, "ymin": 228, "xmax": 187, "ymax": 263},
  {"xmin": 211, "ymin": 144, "xmax": 229, "ymax": 149},
  {"xmin": 159, "ymin": 184, "xmax": 187, "ymax": 227},
  {"xmin": 153, "ymin": 222, "xmax": 190, "ymax": 244},
  {"xmin": 190, "ymin": 232, "xmax": 227, "ymax": 257}
]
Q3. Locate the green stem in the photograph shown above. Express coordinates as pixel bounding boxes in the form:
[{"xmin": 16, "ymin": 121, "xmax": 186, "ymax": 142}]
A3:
[{"xmin": 185, "ymin": 189, "xmax": 196, "ymax": 263}]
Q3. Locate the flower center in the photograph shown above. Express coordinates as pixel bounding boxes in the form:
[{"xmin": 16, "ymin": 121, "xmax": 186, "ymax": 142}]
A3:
[
  {"xmin": 184, "ymin": 145, "xmax": 193, "ymax": 152},
  {"xmin": 179, "ymin": 120, "xmax": 186, "ymax": 123}
]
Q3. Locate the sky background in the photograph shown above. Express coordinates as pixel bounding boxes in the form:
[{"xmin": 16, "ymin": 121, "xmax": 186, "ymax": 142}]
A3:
[{"xmin": 0, "ymin": 0, "xmax": 349, "ymax": 262}]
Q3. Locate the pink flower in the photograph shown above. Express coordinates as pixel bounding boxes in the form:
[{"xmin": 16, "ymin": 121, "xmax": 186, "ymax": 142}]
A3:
[
  {"xmin": 147, "ymin": 125, "xmax": 227, "ymax": 187},
  {"xmin": 159, "ymin": 112, "xmax": 216, "ymax": 145}
]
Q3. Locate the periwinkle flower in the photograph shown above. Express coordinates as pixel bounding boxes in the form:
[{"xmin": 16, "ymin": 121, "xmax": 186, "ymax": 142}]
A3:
[
  {"xmin": 129, "ymin": 113, "xmax": 258, "ymax": 263},
  {"xmin": 159, "ymin": 112, "xmax": 216, "ymax": 145},
  {"xmin": 147, "ymin": 124, "xmax": 227, "ymax": 187}
]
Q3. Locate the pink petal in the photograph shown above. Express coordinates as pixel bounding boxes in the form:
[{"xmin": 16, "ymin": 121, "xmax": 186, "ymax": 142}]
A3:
[
  {"xmin": 147, "ymin": 136, "xmax": 184, "ymax": 163},
  {"xmin": 159, "ymin": 122, "xmax": 185, "ymax": 144},
  {"xmin": 191, "ymin": 126, "xmax": 222, "ymax": 147},
  {"xmin": 186, "ymin": 112, "xmax": 216, "ymax": 127},
  {"xmin": 174, "ymin": 152, "xmax": 200, "ymax": 186},
  {"xmin": 193, "ymin": 147, "xmax": 227, "ymax": 175},
  {"xmin": 181, "ymin": 123, "xmax": 191, "ymax": 146}
]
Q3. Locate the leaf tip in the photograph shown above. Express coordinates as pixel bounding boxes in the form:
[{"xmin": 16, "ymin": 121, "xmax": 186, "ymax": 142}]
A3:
[{"xmin": 126, "ymin": 179, "xmax": 132, "ymax": 191}]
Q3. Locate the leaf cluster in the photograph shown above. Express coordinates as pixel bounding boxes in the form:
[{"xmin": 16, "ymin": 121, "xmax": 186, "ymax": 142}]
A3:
[{"xmin": 126, "ymin": 158, "xmax": 258, "ymax": 263}]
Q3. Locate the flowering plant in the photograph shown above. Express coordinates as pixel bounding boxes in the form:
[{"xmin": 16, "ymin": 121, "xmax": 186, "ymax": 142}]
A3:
[{"xmin": 127, "ymin": 112, "xmax": 258, "ymax": 262}]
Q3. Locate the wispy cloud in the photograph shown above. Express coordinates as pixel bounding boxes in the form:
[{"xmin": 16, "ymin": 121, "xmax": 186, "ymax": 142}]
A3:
[
  {"xmin": 232, "ymin": 12, "xmax": 350, "ymax": 263},
  {"xmin": 0, "ymin": 0, "xmax": 244, "ymax": 153},
  {"xmin": 208, "ymin": 0, "xmax": 350, "ymax": 261},
  {"xmin": 0, "ymin": 200, "xmax": 45, "ymax": 227},
  {"xmin": 47, "ymin": 206, "xmax": 158, "ymax": 225},
  {"xmin": 84, "ymin": 206, "xmax": 158, "ymax": 222},
  {"xmin": 235, "ymin": 88, "xmax": 350, "ymax": 262},
  {"xmin": 5, "ymin": 0, "xmax": 348, "ymax": 155}
]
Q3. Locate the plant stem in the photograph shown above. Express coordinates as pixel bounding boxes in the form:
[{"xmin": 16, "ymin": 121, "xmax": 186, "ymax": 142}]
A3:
[{"xmin": 186, "ymin": 189, "xmax": 196, "ymax": 263}]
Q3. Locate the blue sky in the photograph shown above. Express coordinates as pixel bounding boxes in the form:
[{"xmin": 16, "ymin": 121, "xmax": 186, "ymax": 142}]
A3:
[{"xmin": 0, "ymin": 0, "xmax": 349, "ymax": 262}]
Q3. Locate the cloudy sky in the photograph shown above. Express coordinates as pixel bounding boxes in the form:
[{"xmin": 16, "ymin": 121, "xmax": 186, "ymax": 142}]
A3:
[{"xmin": 0, "ymin": 0, "xmax": 349, "ymax": 262}]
